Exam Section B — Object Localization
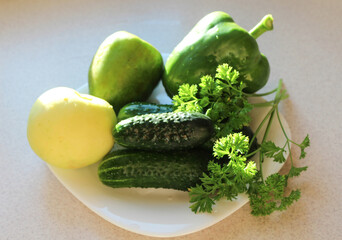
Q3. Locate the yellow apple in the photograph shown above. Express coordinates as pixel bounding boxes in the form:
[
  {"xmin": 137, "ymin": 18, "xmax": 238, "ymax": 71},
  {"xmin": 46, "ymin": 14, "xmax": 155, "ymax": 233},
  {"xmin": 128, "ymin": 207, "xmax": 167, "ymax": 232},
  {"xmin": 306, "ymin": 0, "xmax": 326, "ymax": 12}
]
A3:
[{"xmin": 27, "ymin": 87, "xmax": 116, "ymax": 169}]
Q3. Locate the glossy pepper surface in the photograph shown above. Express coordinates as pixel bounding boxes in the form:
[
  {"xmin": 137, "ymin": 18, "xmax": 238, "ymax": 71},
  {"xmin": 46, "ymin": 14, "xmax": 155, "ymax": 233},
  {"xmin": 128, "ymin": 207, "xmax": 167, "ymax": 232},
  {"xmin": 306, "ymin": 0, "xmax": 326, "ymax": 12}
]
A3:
[{"xmin": 162, "ymin": 11, "xmax": 273, "ymax": 97}]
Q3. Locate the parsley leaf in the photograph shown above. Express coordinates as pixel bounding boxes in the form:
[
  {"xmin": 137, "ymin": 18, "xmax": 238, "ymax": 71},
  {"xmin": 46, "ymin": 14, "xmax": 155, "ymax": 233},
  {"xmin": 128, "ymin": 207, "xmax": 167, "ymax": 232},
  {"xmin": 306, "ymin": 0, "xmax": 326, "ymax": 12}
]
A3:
[
  {"xmin": 261, "ymin": 141, "xmax": 286, "ymax": 163},
  {"xmin": 288, "ymin": 166, "xmax": 308, "ymax": 178},
  {"xmin": 249, "ymin": 173, "xmax": 301, "ymax": 216},
  {"xmin": 173, "ymin": 84, "xmax": 203, "ymax": 112},
  {"xmin": 299, "ymin": 134, "xmax": 310, "ymax": 159}
]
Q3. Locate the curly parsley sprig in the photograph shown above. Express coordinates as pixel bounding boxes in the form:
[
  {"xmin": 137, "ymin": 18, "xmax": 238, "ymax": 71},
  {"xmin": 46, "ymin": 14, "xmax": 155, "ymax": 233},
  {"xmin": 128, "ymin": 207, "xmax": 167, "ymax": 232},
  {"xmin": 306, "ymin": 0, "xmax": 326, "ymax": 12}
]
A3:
[
  {"xmin": 189, "ymin": 133, "xmax": 257, "ymax": 213},
  {"xmin": 173, "ymin": 63, "xmax": 310, "ymax": 216}
]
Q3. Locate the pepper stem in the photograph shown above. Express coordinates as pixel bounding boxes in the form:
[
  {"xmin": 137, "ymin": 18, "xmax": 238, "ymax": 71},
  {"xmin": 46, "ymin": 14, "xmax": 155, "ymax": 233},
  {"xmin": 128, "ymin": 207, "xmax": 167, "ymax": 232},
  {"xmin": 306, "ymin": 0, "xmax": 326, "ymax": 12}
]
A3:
[{"xmin": 249, "ymin": 14, "xmax": 273, "ymax": 39}]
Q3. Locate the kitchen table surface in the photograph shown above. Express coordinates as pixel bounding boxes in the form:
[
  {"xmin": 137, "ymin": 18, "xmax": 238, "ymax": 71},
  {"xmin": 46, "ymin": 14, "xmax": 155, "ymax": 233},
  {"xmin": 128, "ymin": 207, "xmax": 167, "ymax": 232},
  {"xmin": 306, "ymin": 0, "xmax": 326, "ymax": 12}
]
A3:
[{"xmin": 1, "ymin": 0, "xmax": 341, "ymax": 239}]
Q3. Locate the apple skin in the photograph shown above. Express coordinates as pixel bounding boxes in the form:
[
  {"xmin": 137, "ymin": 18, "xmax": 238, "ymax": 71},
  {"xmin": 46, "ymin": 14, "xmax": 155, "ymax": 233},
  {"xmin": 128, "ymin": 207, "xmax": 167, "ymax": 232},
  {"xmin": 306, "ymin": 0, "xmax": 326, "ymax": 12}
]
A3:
[{"xmin": 27, "ymin": 87, "xmax": 116, "ymax": 169}]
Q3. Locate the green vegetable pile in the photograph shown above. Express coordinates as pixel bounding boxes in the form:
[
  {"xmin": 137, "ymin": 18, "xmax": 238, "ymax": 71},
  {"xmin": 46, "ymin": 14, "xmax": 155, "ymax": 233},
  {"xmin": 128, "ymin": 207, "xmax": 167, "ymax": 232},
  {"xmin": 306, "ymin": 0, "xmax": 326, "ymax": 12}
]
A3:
[
  {"xmin": 174, "ymin": 64, "xmax": 310, "ymax": 216},
  {"xmin": 93, "ymin": 11, "xmax": 310, "ymax": 217}
]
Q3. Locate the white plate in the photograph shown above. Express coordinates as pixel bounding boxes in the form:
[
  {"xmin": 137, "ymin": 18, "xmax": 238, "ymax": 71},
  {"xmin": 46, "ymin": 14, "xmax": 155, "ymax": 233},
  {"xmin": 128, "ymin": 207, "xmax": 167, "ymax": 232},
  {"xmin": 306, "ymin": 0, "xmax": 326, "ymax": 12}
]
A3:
[{"xmin": 48, "ymin": 73, "xmax": 291, "ymax": 238}]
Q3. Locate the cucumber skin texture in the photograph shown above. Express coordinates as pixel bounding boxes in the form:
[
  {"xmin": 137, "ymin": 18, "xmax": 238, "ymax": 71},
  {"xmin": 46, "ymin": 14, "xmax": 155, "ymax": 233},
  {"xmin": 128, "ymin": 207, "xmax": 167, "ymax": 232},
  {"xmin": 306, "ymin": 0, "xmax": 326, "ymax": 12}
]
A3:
[
  {"xmin": 117, "ymin": 102, "xmax": 174, "ymax": 122},
  {"xmin": 98, "ymin": 149, "xmax": 211, "ymax": 191},
  {"xmin": 113, "ymin": 112, "xmax": 215, "ymax": 151}
]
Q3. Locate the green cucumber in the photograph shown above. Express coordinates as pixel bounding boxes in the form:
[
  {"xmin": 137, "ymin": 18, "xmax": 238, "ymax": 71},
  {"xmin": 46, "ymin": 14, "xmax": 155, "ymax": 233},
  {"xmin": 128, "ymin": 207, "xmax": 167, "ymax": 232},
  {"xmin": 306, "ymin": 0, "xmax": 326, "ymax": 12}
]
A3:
[
  {"xmin": 113, "ymin": 111, "xmax": 215, "ymax": 151},
  {"xmin": 98, "ymin": 149, "xmax": 211, "ymax": 191},
  {"xmin": 117, "ymin": 102, "xmax": 174, "ymax": 122}
]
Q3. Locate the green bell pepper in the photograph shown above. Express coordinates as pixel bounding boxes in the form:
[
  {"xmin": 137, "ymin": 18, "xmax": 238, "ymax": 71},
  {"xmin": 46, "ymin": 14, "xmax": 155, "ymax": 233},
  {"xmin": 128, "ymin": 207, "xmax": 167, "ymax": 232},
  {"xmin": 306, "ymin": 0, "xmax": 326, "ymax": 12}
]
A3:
[{"xmin": 162, "ymin": 11, "xmax": 273, "ymax": 97}]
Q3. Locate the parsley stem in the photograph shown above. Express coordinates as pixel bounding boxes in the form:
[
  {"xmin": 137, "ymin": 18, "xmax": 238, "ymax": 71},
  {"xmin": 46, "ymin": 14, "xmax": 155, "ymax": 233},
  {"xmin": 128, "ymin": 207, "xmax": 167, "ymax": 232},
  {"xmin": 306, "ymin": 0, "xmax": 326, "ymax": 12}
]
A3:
[
  {"xmin": 257, "ymin": 79, "xmax": 283, "ymax": 182},
  {"xmin": 254, "ymin": 106, "xmax": 276, "ymax": 183},
  {"xmin": 245, "ymin": 87, "xmax": 278, "ymax": 97},
  {"xmin": 259, "ymin": 152, "xmax": 265, "ymax": 182},
  {"xmin": 288, "ymin": 140, "xmax": 301, "ymax": 147},
  {"xmin": 215, "ymin": 78, "xmax": 240, "ymax": 94},
  {"xmin": 277, "ymin": 109, "xmax": 301, "ymax": 163},
  {"xmin": 262, "ymin": 109, "xmax": 276, "ymax": 142},
  {"xmin": 251, "ymin": 101, "xmax": 275, "ymax": 108},
  {"xmin": 276, "ymin": 107, "xmax": 294, "ymax": 169},
  {"xmin": 246, "ymin": 148, "xmax": 261, "ymax": 158},
  {"xmin": 276, "ymin": 107, "xmax": 290, "ymax": 140},
  {"xmin": 261, "ymin": 80, "xmax": 283, "ymax": 147},
  {"xmin": 259, "ymin": 107, "xmax": 276, "ymax": 183},
  {"xmin": 217, "ymin": 76, "xmax": 278, "ymax": 99},
  {"xmin": 248, "ymin": 106, "xmax": 274, "ymax": 148}
]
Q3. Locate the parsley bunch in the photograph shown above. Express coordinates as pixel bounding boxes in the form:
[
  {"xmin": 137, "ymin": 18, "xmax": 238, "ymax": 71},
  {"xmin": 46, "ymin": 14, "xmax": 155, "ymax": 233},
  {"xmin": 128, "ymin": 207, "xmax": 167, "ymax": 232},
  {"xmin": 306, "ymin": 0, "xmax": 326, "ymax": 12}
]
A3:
[
  {"xmin": 173, "ymin": 64, "xmax": 253, "ymax": 140},
  {"xmin": 172, "ymin": 63, "xmax": 310, "ymax": 216}
]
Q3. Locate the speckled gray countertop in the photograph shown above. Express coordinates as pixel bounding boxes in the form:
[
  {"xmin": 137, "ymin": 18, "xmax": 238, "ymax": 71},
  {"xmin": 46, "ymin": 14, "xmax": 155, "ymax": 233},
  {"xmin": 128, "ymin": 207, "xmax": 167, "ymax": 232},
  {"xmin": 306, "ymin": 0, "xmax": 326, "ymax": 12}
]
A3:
[{"xmin": 1, "ymin": 0, "xmax": 341, "ymax": 239}]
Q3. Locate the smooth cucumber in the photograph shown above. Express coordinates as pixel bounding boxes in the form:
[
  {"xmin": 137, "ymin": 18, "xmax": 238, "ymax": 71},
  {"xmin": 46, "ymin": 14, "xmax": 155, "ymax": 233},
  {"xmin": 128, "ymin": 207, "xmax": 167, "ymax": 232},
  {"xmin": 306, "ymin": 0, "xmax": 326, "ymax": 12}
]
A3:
[
  {"xmin": 98, "ymin": 149, "xmax": 211, "ymax": 191},
  {"xmin": 113, "ymin": 111, "xmax": 215, "ymax": 151},
  {"xmin": 117, "ymin": 102, "xmax": 173, "ymax": 122}
]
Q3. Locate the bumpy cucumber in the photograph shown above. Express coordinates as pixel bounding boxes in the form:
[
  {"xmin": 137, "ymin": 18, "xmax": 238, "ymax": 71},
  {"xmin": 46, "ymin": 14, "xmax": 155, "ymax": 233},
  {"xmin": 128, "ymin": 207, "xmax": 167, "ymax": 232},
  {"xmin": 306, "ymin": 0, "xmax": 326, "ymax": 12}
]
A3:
[
  {"xmin": 98, "ymin": 149, "xmax": 211, "ymax": 191},
  {"xmin": 113, "ymin": 112, "xmax": 215, "ymax": 151},
  {"xmin": 117, "ymin": 102, "xmax": 174, "ymax": 122}
]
